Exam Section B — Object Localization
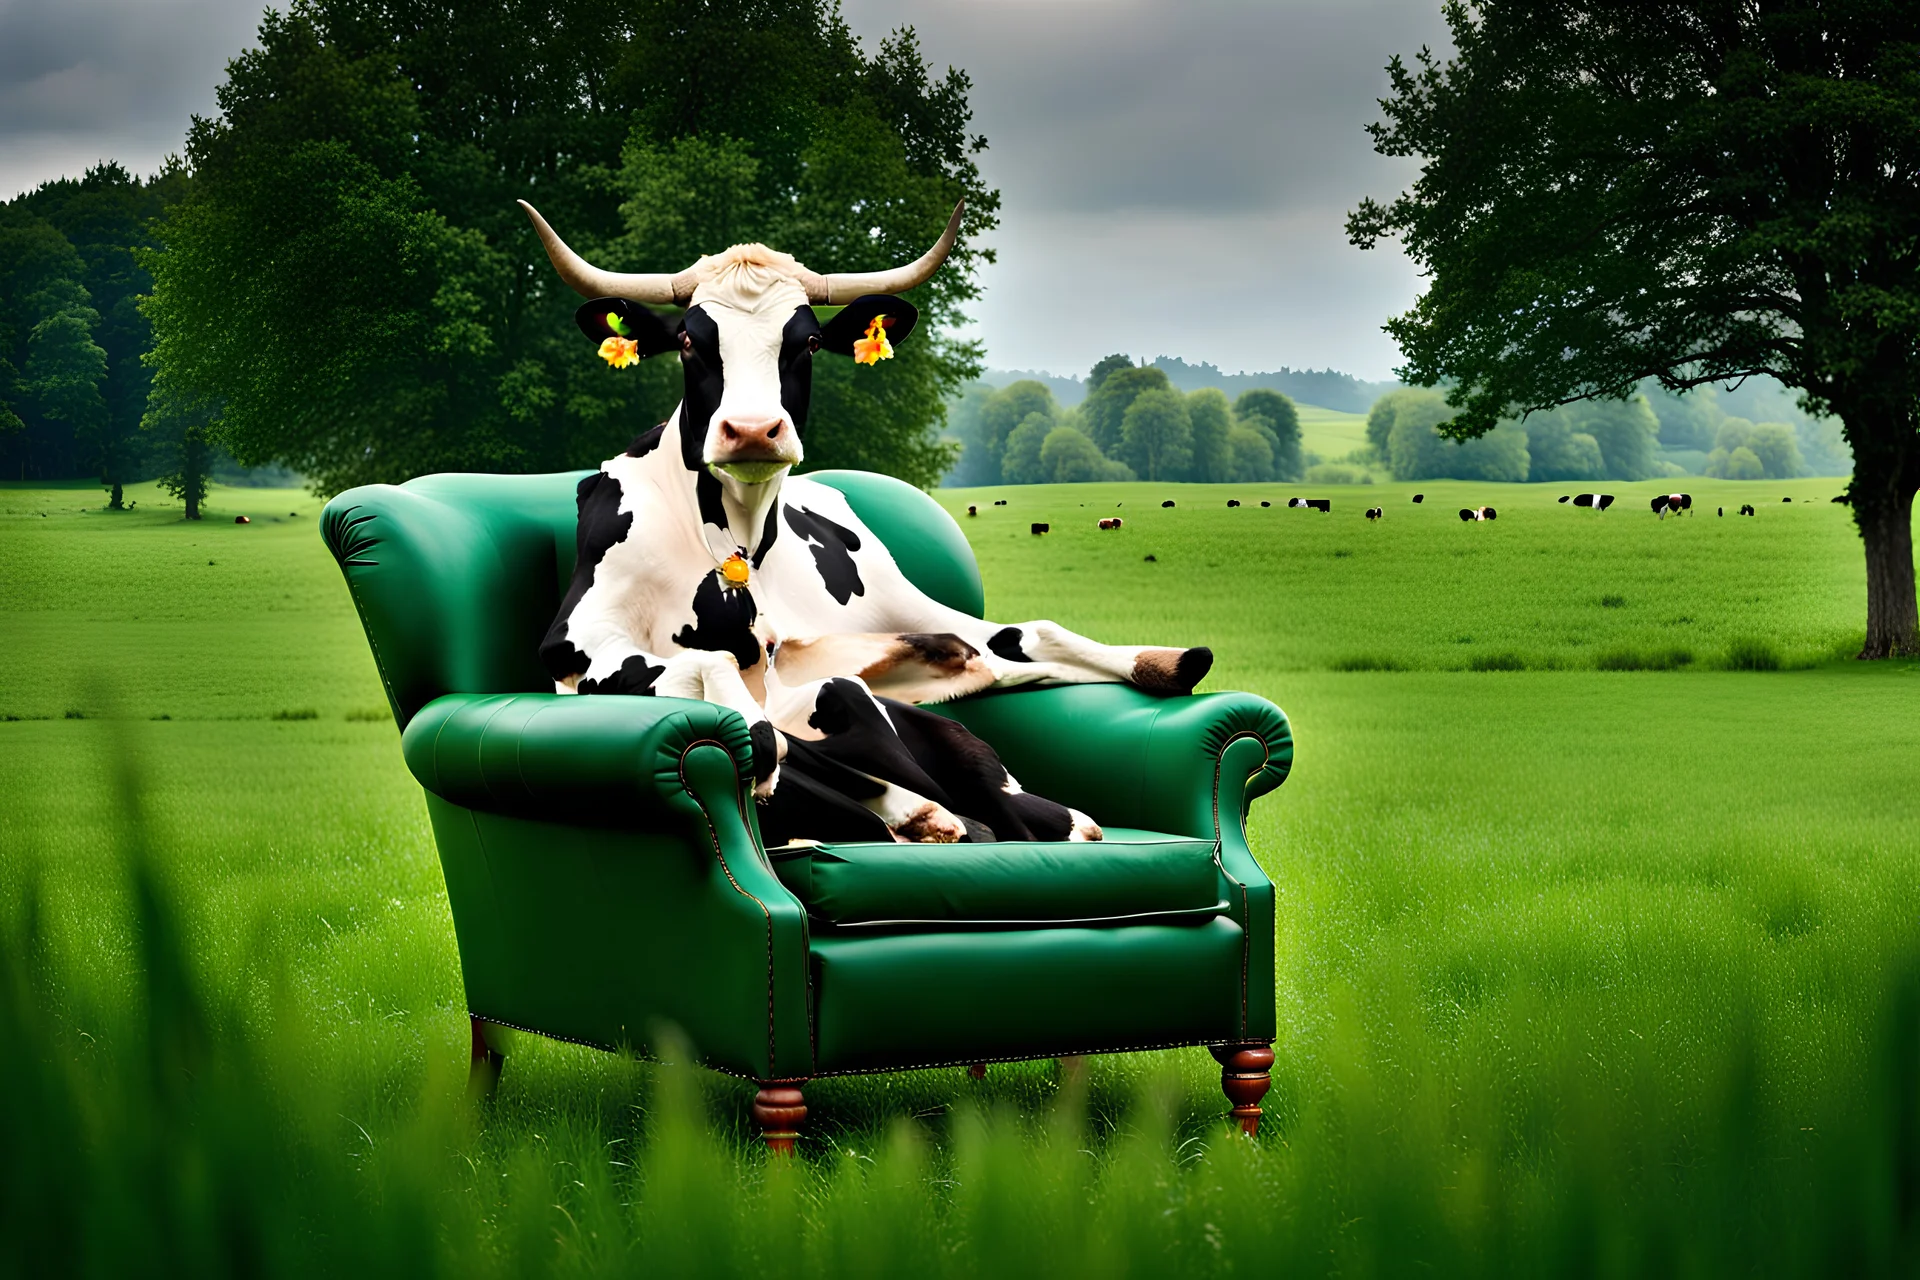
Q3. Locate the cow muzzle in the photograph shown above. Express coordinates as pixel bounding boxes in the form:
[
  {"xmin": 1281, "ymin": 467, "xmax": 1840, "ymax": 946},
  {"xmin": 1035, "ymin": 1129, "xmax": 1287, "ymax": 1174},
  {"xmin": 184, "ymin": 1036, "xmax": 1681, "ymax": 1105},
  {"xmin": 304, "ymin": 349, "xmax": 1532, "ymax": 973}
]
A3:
[{"xmin": 709, "ymin": 413, "xmax": 800, "ymax": 484}]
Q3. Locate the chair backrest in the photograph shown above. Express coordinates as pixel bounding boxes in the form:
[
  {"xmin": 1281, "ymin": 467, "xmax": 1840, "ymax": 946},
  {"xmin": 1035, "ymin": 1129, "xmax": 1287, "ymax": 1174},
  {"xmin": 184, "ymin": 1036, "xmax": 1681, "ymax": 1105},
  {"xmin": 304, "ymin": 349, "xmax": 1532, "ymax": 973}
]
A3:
[{"xmin": 321, "ymin": 468, "xmax": 984, "ymax": 727}]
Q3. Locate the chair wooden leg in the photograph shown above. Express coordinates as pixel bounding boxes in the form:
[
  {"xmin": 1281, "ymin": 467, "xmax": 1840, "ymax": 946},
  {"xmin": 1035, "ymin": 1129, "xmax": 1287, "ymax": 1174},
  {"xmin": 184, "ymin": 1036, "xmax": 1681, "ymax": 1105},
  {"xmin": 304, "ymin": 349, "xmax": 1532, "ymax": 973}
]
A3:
[
  {"xmin": 752, "ymin": 1081, "xmax": 808, "ymax": 1155},
  {"xmin": 1210, "ymin": 1042, "xmax": 1274, "ymax": 1137},
  {"xmin": 469, "ymin": 1015, "xmax": 505, "ymax": 1100}
]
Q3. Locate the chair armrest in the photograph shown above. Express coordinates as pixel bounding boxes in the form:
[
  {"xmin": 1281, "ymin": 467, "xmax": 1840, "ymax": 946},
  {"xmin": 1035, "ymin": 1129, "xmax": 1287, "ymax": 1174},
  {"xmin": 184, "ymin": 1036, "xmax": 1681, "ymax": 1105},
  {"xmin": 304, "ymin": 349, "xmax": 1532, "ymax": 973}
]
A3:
[
  {"xmin": 937, "ymin": 683, "xmax": 1289, "ymax": 1043},
  {"xmin": 402, "ymin": 692, "xmax": 757, "ymax": 824},
  {"xmin": 933, "ymin": 684, "xmax": 1292, "ymax": 842}
]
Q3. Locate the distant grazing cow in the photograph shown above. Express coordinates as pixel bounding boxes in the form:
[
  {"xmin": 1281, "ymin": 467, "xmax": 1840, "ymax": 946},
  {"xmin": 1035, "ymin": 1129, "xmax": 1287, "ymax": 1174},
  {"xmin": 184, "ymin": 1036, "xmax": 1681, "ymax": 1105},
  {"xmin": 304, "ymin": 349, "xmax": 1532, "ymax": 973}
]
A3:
[
  {"xmin": 1288, "ymin": 498, "xmax": 1331, "ymax": 512},
  {"xmin": 966, "ymin": 505, "xmax": 977, "ymax": 517},
  {"xmin": 1651, "ymin": 493, "xmax": 1693, "ymax": 519},
  {"xmin": 1782, "ymin": 496, "xmax": 1793, "ymax": 503},
  {"xmin": 235, "ymin": 516, "xmax": 250, "ymax": 524},
  {"xmin": 1559, "ymin": 493, "xmax": 1614, "ymax": 511},
  {"xmin": 1459, "ymin": 506, "xmax": 1497, "ymax": 522},
  {"xmin": 1259, "ymin": 500, "xmax": 1271, "ymax": 508},
  {"xmin": 993, "ymin": 499, "xmax": 1007, "ymax": 506},
  {"xmin": 1030, "ymin": 523, "xmax": 1050, "ymax": 535},
  {"xmin": 1097, "ymin": 517, "xmax": 1124, "ymax": 530},
  {"xmin": 1162, "ymin": 500, "xmax": 1176, "ymax": 508},
  {"xmin": 1365, "ymin": 507, "xmax": 1383, "ymax": 521},
  {"xmin": 1718, "ymin": 507, "xmax": 1723, "ymax": 517},
  {"xmin": 1227, "ymin": 499, "xmax": 1240, "ymax": 508},
  {"xmin": 1412, "ymin": 494, "xmax": 1425, "ymax": 503}
]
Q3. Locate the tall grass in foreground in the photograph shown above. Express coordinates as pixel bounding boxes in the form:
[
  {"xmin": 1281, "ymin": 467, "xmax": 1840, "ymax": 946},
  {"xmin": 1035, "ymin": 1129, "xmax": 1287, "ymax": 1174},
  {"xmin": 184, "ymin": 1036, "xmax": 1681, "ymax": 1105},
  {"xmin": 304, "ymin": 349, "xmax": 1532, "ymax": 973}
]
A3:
[{"xmin": 5, "ymin": 746, "xmax": 1920, "ymax": 1277}]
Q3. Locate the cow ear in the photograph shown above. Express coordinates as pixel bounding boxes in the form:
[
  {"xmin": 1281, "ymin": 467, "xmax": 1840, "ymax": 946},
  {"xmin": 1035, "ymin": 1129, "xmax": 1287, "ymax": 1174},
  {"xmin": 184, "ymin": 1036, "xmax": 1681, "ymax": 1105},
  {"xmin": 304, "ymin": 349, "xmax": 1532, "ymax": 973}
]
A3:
[
  {"xmin": 817, "ymin": 294, "xmax": 920, "ymax": 356},
  {"xmin": 574, "ymin": 298, "xmax": 679, "ymax": 358}
]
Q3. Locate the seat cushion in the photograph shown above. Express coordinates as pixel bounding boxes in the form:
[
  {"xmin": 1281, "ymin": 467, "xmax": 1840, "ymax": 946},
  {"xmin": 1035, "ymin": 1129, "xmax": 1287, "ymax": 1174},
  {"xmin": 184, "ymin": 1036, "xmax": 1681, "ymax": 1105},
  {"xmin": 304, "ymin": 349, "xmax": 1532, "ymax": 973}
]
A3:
[{"xmin": 766, "ymin": 828, "xmax": 1226, "ymax": 929}]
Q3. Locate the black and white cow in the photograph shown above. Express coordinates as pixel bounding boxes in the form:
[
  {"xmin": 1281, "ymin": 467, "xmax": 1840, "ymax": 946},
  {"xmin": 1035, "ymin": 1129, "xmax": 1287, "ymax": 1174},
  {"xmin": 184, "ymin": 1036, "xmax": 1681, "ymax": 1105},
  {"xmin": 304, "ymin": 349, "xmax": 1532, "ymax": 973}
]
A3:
[
  {"xmin": 1459, "ymin": 506, "xmax": 1498, "ymax": 521},
  {"xmin": 1365, "ymin": 507, "xmax": 1383, "ymax": 521},
  {"xmin": 1651, "ymin": 493, "xmax": 1693, "ymax": 518},
  {"xmin": 1288, "ymin": 498, "xmax": 1331, "ymax": 513},
  {"xmin": 520, "ymin": 201, "xmax": 1211, "ymax": 846},
  {"xmin": 1558, "ymin": 493, "xmax": 1614, "ymax": 511}
]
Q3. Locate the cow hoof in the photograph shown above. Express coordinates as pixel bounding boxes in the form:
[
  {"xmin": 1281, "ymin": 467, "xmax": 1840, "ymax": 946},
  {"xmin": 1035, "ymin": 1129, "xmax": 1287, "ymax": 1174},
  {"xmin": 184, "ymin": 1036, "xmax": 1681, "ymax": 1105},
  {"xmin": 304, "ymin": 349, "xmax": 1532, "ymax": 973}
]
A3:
[
  {"xmin": 1067, "ymin": 809, "xmax": 1104, "ymax": 841},
  {"xmin": 753, "ymin": 763, "xmax": 781, "ymax": 802},
  {"xmin": 894, "ymin": 803, "xmax": 965, "ymax": 844},
  {"xmin": 1131, "ymin": 646, "xmax": 1213, "ymax": 694}
]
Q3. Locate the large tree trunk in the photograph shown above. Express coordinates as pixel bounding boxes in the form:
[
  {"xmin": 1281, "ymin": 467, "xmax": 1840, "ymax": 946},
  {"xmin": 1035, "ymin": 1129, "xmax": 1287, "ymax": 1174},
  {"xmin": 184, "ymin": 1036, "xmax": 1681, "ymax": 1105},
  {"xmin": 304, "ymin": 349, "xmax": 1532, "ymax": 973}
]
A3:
[{"xmin": 1849, "ymin": 423, "xmax": 1919, "ymax": 659}]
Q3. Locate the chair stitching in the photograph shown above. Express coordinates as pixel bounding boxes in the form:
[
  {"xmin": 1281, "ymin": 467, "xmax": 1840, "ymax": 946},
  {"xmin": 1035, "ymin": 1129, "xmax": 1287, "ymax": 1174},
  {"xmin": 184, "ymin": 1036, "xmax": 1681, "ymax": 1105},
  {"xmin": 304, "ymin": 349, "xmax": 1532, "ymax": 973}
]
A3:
[
  {"xmin": 679, "ymin": 738, "xmax": 782, "ymax": 1075},
  {"xmin": 1212, "ymin": 730, "xmax": 1270, "ymax": 1037}
]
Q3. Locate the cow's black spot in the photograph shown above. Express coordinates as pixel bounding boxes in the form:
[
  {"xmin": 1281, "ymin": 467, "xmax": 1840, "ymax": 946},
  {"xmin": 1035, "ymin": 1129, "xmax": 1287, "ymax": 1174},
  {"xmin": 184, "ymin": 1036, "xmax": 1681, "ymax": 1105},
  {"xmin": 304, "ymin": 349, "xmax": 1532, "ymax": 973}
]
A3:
[
  {"xmin": 779, "ymin": 307, "xmax": 820, "ymax": 433},
  {"xmin": 751, "ymin": 497, "xmax": 780, "ymax": 567},
  {"xmin": 672, "ymin": 572, "xmax": 761, "ymax": 670},
  {"xmin": 750, "ymin": 719, "xmax": 779, "ymax": 783},
  {"xmin": 899, "ymin": 633, "xmax": 980, "ymax": 671},
  {"xmin": 577, "ymin": 653, "xmax": 665, "ymax": 696},
  {"xmin": 678, "ymin": 306, "xmax": 724, "ymax": 471},
  {"xmin": 542, "ymin": 471, "xmax": 634, "ymax": 680},
  {"xmin": 694, "ymin": 468, "xmax": 730, "ymax": 535},
  {"xmin": 784, "ymin": 504, "xmax": 864, "ymax": 604},
  {"xmin": 626, "ymin": 424, "xmax": 666, "ymax": 458},
  {"xmin": 988, "ymin": 626, "xmax": 1030, "ymax": 663}
]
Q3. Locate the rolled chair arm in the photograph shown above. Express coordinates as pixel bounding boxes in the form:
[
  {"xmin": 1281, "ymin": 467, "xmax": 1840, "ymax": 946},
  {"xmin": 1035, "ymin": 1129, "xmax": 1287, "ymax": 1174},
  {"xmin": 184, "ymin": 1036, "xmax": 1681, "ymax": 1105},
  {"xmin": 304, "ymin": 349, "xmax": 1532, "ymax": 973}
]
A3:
[
  {"xmin": 402, "ymin": 692, "xmax": 757, "ymax": 824},
  {"xmin": 933, "ymin": 684, "xmax": 1292, "ymax": 841}
]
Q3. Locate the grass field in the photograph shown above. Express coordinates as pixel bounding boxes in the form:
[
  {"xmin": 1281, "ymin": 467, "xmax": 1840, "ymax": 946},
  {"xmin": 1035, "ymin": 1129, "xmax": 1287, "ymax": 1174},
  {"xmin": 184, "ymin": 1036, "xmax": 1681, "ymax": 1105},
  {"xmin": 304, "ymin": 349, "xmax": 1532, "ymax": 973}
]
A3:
[
  {"xmin": 1293, "ymin": 403, "xmax": 1374, "ymax": 469},
  {"xmin": 3, "ymin": 475, "xmax": 1919, "ymax": 1275}
]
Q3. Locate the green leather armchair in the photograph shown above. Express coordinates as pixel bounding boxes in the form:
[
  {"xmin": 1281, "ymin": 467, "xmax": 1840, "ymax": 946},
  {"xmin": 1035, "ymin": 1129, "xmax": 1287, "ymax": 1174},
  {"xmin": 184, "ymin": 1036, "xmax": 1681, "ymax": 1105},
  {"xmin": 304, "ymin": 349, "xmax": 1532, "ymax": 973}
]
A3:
[{"xmin": 322, "ymin": 469, "xmax": 1293, "ymax": 1149}]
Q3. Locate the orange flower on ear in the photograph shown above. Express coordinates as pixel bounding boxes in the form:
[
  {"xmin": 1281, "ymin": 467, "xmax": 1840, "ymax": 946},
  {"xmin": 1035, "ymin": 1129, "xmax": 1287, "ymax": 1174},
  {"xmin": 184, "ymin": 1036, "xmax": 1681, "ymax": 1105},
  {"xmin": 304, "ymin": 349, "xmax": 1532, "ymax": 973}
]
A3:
[
  {"xmin": 719, "ymin": 553, "xmax": 751, "ymax": 589},
  {"xmin": 852, "ymin": 315, "xmax": 894, "ymax": 366},
  {"xmin": 599, "ymin": 335, "xmax": 640, "ymax": 368}
]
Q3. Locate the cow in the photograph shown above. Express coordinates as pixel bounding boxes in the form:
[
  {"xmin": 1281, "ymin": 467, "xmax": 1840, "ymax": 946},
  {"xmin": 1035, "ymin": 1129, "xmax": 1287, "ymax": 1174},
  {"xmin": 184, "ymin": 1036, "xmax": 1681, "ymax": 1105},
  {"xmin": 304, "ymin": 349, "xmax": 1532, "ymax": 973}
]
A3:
[
  {"xmin": 993, "ymin": 499, "xmax": 1007, "ymax": 506},
  {"xmin": 1162, "ymin": 500, "xmax": 1176, "ymax": 508},
  {"xmin": 519, "ymin": 200, "xmax": 1212, "ymax": 846},
  {"xmin": 1097, "ymin": 518, "xmax": 1124, "ymax": 530},
  {"xmin": 1365, "ymin": 507, "xmax": 1383, "ymax": 521},
  {"xmin": 1288, "ymin": 498, "xmax": 1331, "ymax": 512},
  {"xmin": 1412, "ymin": 494, "xmax": 1425, "ymax": 503},
  {"xmin": 1459, "ymin": 506, "xmax": 1497, "ymax": 521},
  {"xmin": 1558, "ymin": 493, "xmax": 1614, "ymax": 511},
  {"xmin": 967, "ymin": 504, "xmax": 977, "ymax": 517},
  {"xmin": 1651, "ymin": 493, "xmax": 1693, "ymax": 518},
  {"xmin": 1739, "ymin": 504, "xmax": 1756, "ymax": 516},
  {"xmin": 1030, "ymin": 523, "xmax": 1050, "ymax": 536},
  {"xmin": 1260, "ymin": 501, "xmax": 1271, "ymax": 508},
  {"xmin": 1226, "ymin": 499, "xmax": 1240, "ymax": 508}
]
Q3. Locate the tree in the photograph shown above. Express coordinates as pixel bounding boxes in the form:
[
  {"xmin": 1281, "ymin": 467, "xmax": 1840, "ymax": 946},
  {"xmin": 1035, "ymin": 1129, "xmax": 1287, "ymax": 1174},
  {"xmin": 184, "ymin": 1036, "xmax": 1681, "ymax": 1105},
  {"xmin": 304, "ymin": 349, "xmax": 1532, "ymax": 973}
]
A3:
[
  {"xmin": 1351, "ymin": 0, "xmax": 1920, "ymax": 656},
  {"xmin": 1225, "ymin": 424, "xmax": 1275, "ymax": 483},
  {"xmin": 1000, "ymin": 412, "xmax": 1053, "ymax": 484},
  {"xmin": 145, "ymin": 1, "xmax": 998, "ymax": 495},
  {"xmin": 1233, "ymin": 389, "xmax": 1302, "ymax": 480},
  {"xmin": 1040, "ymin": 424, "xmax": 1131, "ymax": 483},
  {"xmin": 1383, "ymin": 388, "xmax": 1531, "ymax": 482},
  {"xmin": 1120, "ymin": 387, "xmax": 1192, "ymax": 481},
  {"xmin": 1186, "ymin": 388, "xmax": 1233, "ymax": 482},
  {"xmin": 1086, "ymin": 353, "xmax": 1132, "ymax": 397},
  {"xmin": 1083, "ymin": 364, "xmax": 1168, "ymax": 455}
]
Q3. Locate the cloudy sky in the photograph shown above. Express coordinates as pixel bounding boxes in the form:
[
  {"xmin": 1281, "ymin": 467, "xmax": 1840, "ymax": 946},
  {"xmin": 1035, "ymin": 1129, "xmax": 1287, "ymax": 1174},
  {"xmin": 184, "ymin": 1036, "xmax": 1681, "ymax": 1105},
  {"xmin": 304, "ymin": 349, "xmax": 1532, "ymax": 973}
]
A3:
[{"xmin": 1, "ymin": 0, "xmax": 1451, "ymax": 381}]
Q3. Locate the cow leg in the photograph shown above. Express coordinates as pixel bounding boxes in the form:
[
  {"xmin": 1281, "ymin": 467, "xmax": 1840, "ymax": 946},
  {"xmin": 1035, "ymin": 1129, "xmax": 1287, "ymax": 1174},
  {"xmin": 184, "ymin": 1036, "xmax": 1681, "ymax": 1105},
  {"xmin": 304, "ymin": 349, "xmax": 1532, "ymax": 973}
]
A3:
[
  {"xmin": 870, "ymin": 599, "xmax": 1212, "ymax": 694},
  {"xmin": 655, "ymin": 649, "xmax": 786, "ymax": 798}
]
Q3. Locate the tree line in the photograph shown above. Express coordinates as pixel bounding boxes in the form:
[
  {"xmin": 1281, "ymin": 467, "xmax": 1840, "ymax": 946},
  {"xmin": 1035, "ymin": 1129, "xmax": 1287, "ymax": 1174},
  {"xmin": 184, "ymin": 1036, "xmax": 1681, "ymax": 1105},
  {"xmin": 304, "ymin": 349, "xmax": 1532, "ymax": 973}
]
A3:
[
  {"xmin": 1363, "ymin": 381, "xmax": 1846, "ymax": 484},
  {"xmin": 3, "ymin": 0, "xmax": 997, "ymax": 515},
  {"xmin": 946, "ymin": 355, "xmax": 1304, "ymax": 486}
]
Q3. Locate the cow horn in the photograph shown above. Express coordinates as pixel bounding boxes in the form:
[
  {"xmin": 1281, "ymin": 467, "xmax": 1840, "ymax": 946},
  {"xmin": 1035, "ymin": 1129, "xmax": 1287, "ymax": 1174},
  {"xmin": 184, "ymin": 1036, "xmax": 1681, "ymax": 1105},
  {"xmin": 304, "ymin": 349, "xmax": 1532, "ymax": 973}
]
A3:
[
  {"xmin": 799, "ymin": 201, "xmax": 965, "ymax": 305},
  {"xmin": 517, "ymin": 200, "xmax": 701, "ymax": 306}
]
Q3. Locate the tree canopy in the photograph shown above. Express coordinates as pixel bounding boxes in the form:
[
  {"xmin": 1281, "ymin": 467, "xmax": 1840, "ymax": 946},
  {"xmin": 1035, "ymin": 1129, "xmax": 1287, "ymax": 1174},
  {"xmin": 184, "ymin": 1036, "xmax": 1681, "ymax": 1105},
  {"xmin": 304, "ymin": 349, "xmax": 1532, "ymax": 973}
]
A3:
[
  {"xmin": 1350, "ymin": 0, "xmax": 1920, "ymax": 656},
  {"xmin": 144, "ymin": 0, "xmax": 999, "ymax": 494}
]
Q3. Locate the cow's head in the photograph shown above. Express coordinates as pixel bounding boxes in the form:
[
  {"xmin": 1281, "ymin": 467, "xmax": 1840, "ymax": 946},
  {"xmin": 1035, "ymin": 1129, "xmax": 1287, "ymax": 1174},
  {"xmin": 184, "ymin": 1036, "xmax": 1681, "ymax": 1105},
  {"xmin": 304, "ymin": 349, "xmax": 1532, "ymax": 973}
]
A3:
[{"xmin": 519, "ymin": 200, "xmax": 960, "ymax": 495}]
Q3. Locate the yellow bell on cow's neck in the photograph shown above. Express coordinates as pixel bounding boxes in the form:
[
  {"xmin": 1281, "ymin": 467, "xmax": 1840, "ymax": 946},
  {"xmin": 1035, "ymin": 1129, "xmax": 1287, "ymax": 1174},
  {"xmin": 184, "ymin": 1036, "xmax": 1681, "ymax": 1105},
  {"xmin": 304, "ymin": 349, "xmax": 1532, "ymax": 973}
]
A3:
[{"xmin": 719, "ymin": 553, "xmax": 751, "ymax": 591}]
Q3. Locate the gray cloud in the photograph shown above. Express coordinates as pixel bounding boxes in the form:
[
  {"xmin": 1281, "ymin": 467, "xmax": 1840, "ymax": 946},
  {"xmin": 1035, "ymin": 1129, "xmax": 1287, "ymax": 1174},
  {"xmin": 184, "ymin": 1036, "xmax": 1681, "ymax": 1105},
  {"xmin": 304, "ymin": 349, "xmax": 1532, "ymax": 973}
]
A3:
[
  {"xmin": 0, "ymin": 0, "xmax": 1448, "ymax": 382},
  {"xmin": 0, "ymin": 0, "xmax": 265, "ymax": 195},
  {"xmin": 842, "ymin": 0, "xmax": 1451, "ymax": 380}
]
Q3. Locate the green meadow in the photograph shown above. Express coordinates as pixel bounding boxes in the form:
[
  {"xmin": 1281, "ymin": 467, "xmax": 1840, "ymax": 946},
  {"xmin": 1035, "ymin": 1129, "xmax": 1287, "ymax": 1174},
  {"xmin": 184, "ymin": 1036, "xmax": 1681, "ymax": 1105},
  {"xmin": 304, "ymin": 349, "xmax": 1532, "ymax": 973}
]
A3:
[{"xmin": 2, "ymin": 475, "xmax": 1918, "ymax": 1275}]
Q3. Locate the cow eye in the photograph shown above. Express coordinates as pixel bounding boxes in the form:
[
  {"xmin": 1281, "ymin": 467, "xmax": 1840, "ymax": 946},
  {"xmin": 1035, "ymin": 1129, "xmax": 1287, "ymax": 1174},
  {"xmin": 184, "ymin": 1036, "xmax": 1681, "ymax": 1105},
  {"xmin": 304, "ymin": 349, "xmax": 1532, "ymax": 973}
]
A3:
[{"xmin": 805, "ymin": 334, "xmax": 821, "ymax": 355}]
